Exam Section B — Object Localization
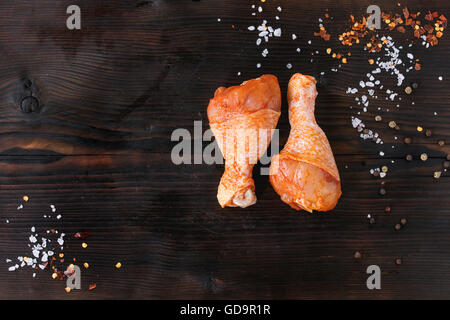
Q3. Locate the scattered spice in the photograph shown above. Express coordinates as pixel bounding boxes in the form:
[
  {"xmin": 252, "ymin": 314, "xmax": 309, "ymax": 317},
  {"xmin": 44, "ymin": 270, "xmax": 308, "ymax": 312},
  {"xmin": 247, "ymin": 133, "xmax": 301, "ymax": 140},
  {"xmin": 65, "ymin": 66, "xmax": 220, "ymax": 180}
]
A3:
[
  {"xmin": 65, "ymin": 287, "xmax": 71, "ymax": 293},
  {"xmin": 400, "ymin": 218, "xmax": 407, "ymax": 226},
  {"xmin": 389, "ymin": 121, "xmax": 397, "ymax": 128},
  {"xmin": 395, "ymin": 258, "xmax": 403, "ymax": 265},
  {"xmin": 438, "ymin": 140, "xmax": 445, "ymax": 146},
  {"xmin": 81, "ymin": 242, "xmax": 88, "ymax": 249},
  {"xmin": 404, "ymin": 137, "xmax": 412, "ymax": 144},
  {"xmin": 379, "ymin": 188, "xmax": 386, "ymax": 196},
  {"xmin": 354, "ymin": 251, "xmax": 362, "ymax": 259},
  {"xmin": 425, "ymin": 129, "xmax": 432, "ymax": 137},
  {"xmin": 411, "ymin": 82, "xmax": 419, "ymax": 89},
  {"xmin": 420, "ymin": 153, "xmax": 428, "ymax": 161},
  {"xmin": 434, "ymin": 171, "xmax": 442, "ymax": 179},
  {"xmin": 395, "ymin": 223, "xmax": 402, "ymax": 231},
  {"xmin": 115, "ymin": 262, "xmax": 122, "ymax": 269},
  {"xmin": 23, "ymin": 196, "xmax": 29, "ymax": 202},
  {"xmin": 417, "ymin": 126, "xmax": 423, "ymax": 132},
  {"xmin": 83, "ymin": 262, "xmax": 89, "ymax": 269},
  {"xmin": 375, "ymin": 115, "xmax": 382, "ymax": 121},
  {"xmin": 385, "ymin": 206, "xmax": 391, "ymax": 213},
  {"xmin": 89, "ymin": 283, "xmax": 97, "ymax": 291},
  {"xmin": 443, "ymin": 161, "xmax": 450, "ymax": 169},
  {"xmin": 406, "ymin": 154, "xmax": 413, "ymax": 161}
]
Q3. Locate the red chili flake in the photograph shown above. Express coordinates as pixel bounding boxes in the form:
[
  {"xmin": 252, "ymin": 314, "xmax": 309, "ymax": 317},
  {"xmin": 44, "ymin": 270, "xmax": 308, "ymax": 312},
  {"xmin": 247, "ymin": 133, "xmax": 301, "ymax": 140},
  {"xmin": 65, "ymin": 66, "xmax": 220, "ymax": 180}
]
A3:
[
  {"xmin": 425, "ymin": 11, "xmax": 434, "ymax": 21},
  {"xmin": 89, "ymin": 283, "xmax": 97, "ymax": 291},
  {"xmin": 403, "ymin": 7, "xmax": 410, "ymax": 19},
  {"xmin": 74, "ymin": 232, "xmax": 91, "ymax": 239},
  {"xmin": 397, "ymin": 26, "xmax": 406, "ymax": 33},
  {"xmin": 414, "ymin": 63, "xmax": 421, "ymax": 71},
  {"xmin": 439, "ymin": 14, "xmax": 447, "ymax": 21},
  {"xmin": 414, "ymin": 29, "xmax": 421, "ymax": 38},
  {"xmin": 427, "ymin": 34, "xmax": 439, "ymax": 45},
  {"xmin": 432, "ymin": 11, "xmax": 439, "ymax": 18},
  {"xmin": 424, "ymin": 24, "xmax": 434, "ymax": 33}
]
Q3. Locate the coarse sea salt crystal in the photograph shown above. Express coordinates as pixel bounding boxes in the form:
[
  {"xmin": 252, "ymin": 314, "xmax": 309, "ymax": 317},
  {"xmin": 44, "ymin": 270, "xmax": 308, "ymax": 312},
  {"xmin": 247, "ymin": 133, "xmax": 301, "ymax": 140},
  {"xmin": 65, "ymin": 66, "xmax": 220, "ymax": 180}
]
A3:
[
  {"xmin": 273, "ymin": 28, "xmax": 281, "ymax": 37},
  {"xmin": 351, "ymin": 117, "xmax": 362, "ymax": 128},
  {"xmin": 292, "ymin": 34, "xmax": 297, "ymax": 40}
]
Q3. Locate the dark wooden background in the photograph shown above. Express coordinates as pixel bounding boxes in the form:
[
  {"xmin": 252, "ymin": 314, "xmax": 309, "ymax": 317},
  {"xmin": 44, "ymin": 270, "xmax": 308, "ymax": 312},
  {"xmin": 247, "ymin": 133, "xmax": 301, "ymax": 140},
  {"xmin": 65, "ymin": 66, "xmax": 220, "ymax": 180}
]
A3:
[{"xmin": 0, "ymin": 0, "xmax": 449, "ymax": 299}]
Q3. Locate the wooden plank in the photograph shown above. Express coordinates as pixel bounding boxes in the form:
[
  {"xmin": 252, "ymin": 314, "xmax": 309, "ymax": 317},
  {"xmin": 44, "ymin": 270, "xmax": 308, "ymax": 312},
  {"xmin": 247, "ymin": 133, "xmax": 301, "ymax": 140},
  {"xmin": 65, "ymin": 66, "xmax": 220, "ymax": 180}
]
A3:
[{"xmin": 0, "ymin": 0, "xmax": 449, "ymax": 299}]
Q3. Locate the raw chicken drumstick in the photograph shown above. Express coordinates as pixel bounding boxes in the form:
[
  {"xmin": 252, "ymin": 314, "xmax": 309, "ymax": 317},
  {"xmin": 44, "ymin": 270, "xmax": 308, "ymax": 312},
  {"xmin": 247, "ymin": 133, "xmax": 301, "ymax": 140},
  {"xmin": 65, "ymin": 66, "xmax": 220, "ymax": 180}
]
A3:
[
  {"xmin": 207, "ymin": 75, "xmax": 281, "ymax": 208},
  {"xmin": 269, "ymin": 73, "xmax": 341, "ymax": 212}
]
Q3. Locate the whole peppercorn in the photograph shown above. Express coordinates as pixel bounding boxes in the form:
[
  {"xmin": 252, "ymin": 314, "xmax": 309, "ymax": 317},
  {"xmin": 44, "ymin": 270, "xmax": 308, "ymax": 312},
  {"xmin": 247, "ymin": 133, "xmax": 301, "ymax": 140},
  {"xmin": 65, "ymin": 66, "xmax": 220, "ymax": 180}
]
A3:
[
  {"xmin": 354, "ymin": 251, "xmax": 362, "ymax": 259},
  {"xmin": 379, "ymin": 188, "xmax": 386, "ymax": 196},
  {"xmin": 395, "ymin": 258, "xmax": 403, "ymax": 265},
  {"xmin": 404, "ymin": 137, "xmax": 412, "ymax": 144},
  {"xmin": 395, "ymin": 223, "xmax": 402, "ymax": 231},
  {"xmin": 411, "ymin": 82, "xmax": 419, "ymax": 89},
  {"xmin": 405, "ymin": 86, "xmax": 412, "ymax": 94},
  {"xmin": 400, "ymin": 218, "xmax": 407, "ymax": 226},
  {"xmin": 406, "ymin": 154, "xmax": 413, "ymax": 161},
  {"xmin": 438, "ymin": 140, "xmax": 445, "ymax": 147}
]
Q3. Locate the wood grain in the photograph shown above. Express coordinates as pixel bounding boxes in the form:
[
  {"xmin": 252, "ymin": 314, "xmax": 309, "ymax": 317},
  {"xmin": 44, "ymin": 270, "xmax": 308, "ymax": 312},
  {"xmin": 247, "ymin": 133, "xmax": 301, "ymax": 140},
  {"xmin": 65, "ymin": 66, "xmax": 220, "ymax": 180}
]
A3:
[{"xmin": 0, "ymin": 0, "xmax": 450, "ymax": 299}]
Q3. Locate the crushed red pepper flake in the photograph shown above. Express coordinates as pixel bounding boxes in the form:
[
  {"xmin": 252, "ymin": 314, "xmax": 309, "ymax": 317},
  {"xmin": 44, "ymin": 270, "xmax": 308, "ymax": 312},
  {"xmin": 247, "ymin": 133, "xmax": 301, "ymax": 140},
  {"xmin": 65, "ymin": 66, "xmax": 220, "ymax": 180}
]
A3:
[{"xmin": 74, "ymin": 232, "xmax": 91, "ymax": 239}]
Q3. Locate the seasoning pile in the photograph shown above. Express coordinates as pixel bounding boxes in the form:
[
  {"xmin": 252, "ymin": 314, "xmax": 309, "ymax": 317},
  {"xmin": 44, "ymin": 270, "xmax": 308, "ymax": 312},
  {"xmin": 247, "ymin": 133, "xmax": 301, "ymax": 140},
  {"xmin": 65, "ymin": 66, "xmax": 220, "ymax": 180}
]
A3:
[{"xmin": 4, "ymin": 196, "xmax": 123, "ymax": 293}]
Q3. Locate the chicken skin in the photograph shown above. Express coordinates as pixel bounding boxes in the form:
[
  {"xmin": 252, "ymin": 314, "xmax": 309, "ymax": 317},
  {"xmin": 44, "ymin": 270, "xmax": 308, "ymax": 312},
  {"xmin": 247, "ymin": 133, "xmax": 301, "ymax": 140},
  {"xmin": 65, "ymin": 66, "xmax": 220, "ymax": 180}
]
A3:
[
  {"xmin": 207, "ymin": 75, "xmax": 281, "ymax": 208},
  {"xmin": 269, "ymin": 73, "xmax": 341, "ymax": 212}
]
